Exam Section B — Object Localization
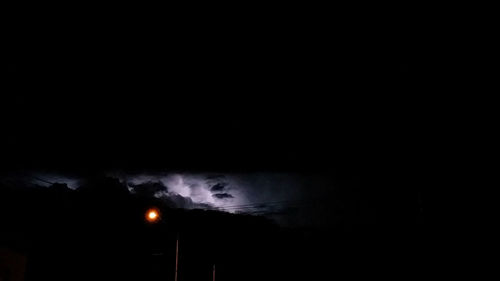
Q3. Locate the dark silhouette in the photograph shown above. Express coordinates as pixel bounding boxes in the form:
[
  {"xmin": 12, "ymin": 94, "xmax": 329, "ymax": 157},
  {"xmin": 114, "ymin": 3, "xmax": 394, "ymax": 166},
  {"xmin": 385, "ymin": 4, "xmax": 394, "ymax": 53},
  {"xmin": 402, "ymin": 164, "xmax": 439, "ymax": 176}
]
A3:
[
  {"xmin": 129, "ymin": 181, "xmax": 168, "ymax": 198},
  {"xmin": 0, "ymin": 175, "xmax": 426, "ymax": 281}
]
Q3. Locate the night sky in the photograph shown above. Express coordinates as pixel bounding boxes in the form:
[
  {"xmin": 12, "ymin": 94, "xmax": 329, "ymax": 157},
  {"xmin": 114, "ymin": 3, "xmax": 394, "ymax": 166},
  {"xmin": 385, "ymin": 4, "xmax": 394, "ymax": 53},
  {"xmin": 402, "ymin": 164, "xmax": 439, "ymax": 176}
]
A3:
[{"xmin": 0, "ymin": 8, "xmax": 437, "ymax": 281}]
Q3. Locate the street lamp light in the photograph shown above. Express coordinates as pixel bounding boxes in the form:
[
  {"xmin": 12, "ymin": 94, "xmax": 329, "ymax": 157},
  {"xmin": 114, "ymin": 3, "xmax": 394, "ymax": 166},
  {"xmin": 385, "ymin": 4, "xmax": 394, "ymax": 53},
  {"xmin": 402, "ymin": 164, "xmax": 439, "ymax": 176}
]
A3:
[
  {"xmin": 144, "ymin": 207, "xmax": 180, "ymax": 281},
  {"xmin": 145, "ymin": 208, "xmax": 160, "ymax": 223}
]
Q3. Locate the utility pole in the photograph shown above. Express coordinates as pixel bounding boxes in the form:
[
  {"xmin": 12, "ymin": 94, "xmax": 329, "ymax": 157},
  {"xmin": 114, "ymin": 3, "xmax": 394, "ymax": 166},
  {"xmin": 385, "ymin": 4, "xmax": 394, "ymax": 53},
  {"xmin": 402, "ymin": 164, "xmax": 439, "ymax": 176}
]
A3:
[
  {"xmin": 175, "ymin": 233, "xmax": 179, "ymax": 281},
  {"xmin": 213, "ymin": 264, "xmax": 216, "ymax": 281}
]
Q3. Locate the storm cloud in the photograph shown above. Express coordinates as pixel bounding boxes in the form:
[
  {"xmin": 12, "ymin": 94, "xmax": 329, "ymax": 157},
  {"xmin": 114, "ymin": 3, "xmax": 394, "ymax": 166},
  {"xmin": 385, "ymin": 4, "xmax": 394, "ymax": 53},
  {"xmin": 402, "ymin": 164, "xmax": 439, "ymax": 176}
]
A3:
[
  {"xmin": 129, "ymin": 181, "xmax": 167, "ymax": 197},
  {"xmin": 213, "ymin": 193, "xmax": 234, "ymax": 199},
  {"xmin": 12, "ymin": 171, "xmax": 312, "ymax": 224},
  {"xmin": 210, "ymin": 182, "xmax": 228, "ymax": 192}
]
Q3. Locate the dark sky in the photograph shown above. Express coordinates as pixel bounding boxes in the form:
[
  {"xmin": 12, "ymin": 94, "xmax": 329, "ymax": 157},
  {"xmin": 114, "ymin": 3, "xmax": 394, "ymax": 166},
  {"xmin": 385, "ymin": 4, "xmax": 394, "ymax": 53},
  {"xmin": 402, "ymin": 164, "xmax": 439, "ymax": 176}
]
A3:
[
  {"xmin": 2, "ymin": 42, "xmax": 411, "ymax": 172},
  {"xmin": 0, "ymin": 10, "xmax": 445, "ymax": 281},
  {"xmin": 2, "ymin": 8, "xmax": 426, "ymax": 229}
]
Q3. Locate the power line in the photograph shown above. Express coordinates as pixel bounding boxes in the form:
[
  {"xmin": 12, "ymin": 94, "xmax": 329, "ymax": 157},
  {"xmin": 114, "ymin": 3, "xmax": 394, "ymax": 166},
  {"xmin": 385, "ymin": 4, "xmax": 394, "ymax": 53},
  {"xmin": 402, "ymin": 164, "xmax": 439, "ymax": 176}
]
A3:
[
  {"xmin": 222, "ymin": 202, "xmax": 307, "ymax": 212},
  {"xmin": 220, "ymin": 200, "xmax": 300, "ymax": 210},
  {"xmin": 31, "ymin": 176, "xmax": 54, "ymax": 185}
]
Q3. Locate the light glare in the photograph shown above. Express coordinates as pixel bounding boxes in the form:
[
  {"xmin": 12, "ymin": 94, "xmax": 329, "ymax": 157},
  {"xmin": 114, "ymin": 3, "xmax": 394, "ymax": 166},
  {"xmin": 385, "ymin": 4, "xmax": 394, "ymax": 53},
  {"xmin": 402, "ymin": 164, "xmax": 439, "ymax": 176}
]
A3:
[{"xmin": 146, "ymin": 208, "xmax": 160, "ymax": 223}]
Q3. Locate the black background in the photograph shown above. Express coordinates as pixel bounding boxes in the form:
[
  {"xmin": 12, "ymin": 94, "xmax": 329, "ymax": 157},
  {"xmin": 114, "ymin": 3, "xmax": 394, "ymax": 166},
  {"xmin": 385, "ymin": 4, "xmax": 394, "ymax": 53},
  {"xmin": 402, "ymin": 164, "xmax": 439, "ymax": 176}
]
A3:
[
  {"xmin": 2, "ymin": 4, "xmax": 426, "ymax": 175},
  {"xmin": 0, "ymin": 5, "xmax": 449, "ymax": 281}
]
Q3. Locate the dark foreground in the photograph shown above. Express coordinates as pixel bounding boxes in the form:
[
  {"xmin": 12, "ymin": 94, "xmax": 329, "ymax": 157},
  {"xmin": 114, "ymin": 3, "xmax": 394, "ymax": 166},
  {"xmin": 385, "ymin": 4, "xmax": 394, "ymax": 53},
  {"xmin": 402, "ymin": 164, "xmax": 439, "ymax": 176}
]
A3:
[{"xmin": 0, "ymin": 177, "xmax": 433, "ymax": 281}]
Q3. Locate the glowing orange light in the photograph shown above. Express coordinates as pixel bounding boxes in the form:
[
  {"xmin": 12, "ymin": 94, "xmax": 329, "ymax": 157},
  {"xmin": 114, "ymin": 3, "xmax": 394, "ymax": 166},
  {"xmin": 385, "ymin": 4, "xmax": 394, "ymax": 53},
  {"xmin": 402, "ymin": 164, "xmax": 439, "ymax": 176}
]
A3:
[
  {"xmin": 148, "ymin": 211, "xmax": 157, "ymax": 219},
  {"xmin": 146, "ymin": 208, "xmax": 160, "ymax": 223}
]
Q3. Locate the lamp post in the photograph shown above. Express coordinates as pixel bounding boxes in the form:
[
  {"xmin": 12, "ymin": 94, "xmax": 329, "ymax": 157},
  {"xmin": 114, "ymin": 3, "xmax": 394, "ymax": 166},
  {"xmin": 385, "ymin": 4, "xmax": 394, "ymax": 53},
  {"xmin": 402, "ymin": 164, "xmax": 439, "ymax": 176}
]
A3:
[
  {"xmin": 175, "ymin": 233, "xmax": 179, "ymax": 281},
  {"xmin": 145, "ymin": 208, "xmax": 179, "ymax": 281}
]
